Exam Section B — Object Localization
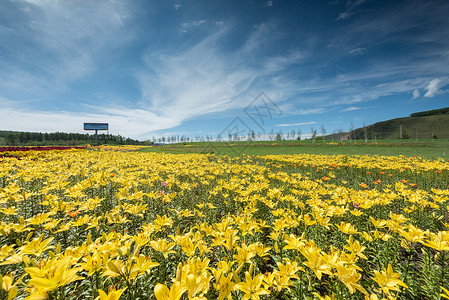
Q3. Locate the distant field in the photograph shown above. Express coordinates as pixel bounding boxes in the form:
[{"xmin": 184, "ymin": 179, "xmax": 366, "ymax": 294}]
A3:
[{"xmin": 142, "ymin": 139, "xmax": 449, "ymax": 158}]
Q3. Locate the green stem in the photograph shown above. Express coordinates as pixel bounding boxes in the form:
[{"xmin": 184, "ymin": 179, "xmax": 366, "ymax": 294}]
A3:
[
  {"xmin": 402, "ymin": 249, "xmax": 413, "ymax": 285},
  {"xmin": 96, "ymin": 272, "xmax": 100, "ymax": 294},
  {"xmin": 441, "ymin": 250, "xmax": 446, "ymax": 292},
  {"xmin": 60, "ymin": 285, "xmax": 66, "ymax": 300}
]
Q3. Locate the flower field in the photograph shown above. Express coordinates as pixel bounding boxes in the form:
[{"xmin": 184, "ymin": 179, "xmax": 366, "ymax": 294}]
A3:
[{"xmin": 1, "ymin": 147, "xmax": 449, "ymax": 299}]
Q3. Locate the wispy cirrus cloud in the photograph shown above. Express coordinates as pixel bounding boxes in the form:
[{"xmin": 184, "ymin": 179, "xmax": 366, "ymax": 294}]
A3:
[
  {"xmin": 337, "ymin": 0, "xmax": 366, "ymax": 20},
  {"xmin": 1, "ymin": 0, "xmax": 448, "ymax": 140},
  {"xmin": 0, "ymin": 0, "xmax": 133, "ymax": 98},
  {"xmin": 342, "ymin": 106, "xmax": 363, "ymax": 111},
  {"xmin": 133, "ymin": 22, "xmax": 310, "ymax": 133},
  {"xmin": 181, "ymin": 19, "xmax": 208, "ymax": 32}
]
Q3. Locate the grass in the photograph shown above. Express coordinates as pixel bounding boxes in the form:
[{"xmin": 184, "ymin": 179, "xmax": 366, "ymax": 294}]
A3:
[
  {"xmin": 141, "ymin": 139, "xmax": 449, "ymax": 158},
  {"xmin": 355, "ymin": 113, "xmax": 449, "ymax": 140}
]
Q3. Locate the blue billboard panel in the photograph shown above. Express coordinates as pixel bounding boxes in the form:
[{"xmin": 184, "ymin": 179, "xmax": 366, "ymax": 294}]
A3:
[{"xmin": 84, "ymin": 123, "xmax": 109, "ymax": 131}]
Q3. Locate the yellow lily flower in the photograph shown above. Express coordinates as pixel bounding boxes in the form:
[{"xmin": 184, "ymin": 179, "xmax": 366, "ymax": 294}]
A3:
[
  {"xmin": 372, "ymin": 264, "xmax": 407, "ymax": 295},
  {"xmin": 150, "ymin": 239, "xmax": 176, "ymax": 258},
  {"xmin": 235, "ymin": 272, "xmax": 270, "ymax": 300},
  {"xmin": 154, "ymin": 281, "xmax": 187, "ymax": 300},
  {"xmin": 96, "ymin": 287, "xmax": 126, "ymax": 300}
]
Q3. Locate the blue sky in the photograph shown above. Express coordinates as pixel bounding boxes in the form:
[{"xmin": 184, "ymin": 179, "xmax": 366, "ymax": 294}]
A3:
[{"xmin": 1, "ymin": 0, "xmax": 448, "ymax": 140}]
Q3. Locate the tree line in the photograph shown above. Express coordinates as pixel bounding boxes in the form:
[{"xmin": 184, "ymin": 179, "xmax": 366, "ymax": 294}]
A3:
[
  {"xmin": 410, "ymin": 107, "xmax": 449, "ymax": 118},
  {"xmin": 0, "ymin": 131, "xmax": 147, "ymax": 146}
]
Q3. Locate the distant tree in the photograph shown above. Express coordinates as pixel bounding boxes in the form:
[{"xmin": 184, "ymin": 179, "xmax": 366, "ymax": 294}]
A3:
[
  {"xmin": 320, "ymin": 124, "xmax": 327, "ymax": 143},
  {"xmin": 290, "ymin": 130, "xmax": 296, "ymax": 140},
  {"xmin": 363, "ymin": 122, "xmax": 368, "ymax": 143},
  {"xmin": 338, "ymin": 128, "xmax": 344, "ymax": 143},
  {"xmin": 311, "ymin": 127, "xmax": 317, "ymax": 143},
  {"xmin": 275, "ymin": 131, "xmax": 283, "ymax": 141},
  {"xmin": 350, "ymin": 122, "xmax": 355, "ymax": 141},
  {"xmin": 5, "ymin": 133, "xmax": 18, "ymax": 145}
]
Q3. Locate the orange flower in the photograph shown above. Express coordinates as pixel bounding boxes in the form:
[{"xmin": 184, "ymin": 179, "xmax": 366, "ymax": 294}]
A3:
[
  {"xmin": 67, "ymin": 211, "xmax": 80, "ymax": 218},
  {"xmin": 401, "ymin": 179, "xmax": 408, "ymax": 184},
  {"xmin": 322, "ymin": 176, "xmax": 330, "ymax": 181},
  {"xmin": 360, "ymin": 183, "xmax": 368, "ymax": 189}
]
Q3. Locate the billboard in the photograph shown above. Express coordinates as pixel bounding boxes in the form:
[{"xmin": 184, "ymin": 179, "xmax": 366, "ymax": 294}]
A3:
[{"xmin": 84, "ymin": 123, "xmax": 109, "ymax": 131}]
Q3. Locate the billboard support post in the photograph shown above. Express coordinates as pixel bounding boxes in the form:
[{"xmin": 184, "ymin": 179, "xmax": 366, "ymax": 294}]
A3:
[{"xmin": 84, "ymin": 123, "xmax": 109, "ymax": 144}]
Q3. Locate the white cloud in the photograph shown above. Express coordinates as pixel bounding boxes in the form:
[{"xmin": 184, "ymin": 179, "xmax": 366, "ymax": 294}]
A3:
[
  {"xmin": 266, "ymin": 1, "xmax": 273, "ymax": 7},
  {"xmin": 337, "ymin": 0, "xmax": 366, "ymax": 20},
  {"xmin": 0, "ymin": 106, "xmax": 176, "ymax": 140},
  {"xmin": 411, "ymin": 89, "xmax": 420, "ymax": 100},
  {"xmin": 133, "ymin": 23, "xmax": 309, "ymax": 136},
  {"xmin": 264, "ymin": 50, "xmax": 303, "ymax": 72},
  {"xmin": 424, "ymin": 78, "xmax": 442, "ymax": 98},
  {"xmin": 342, "ymin": 106, "xmax": 362, "ymax": 111},
  {"xmin": 337, "ymin": 12, "xmax": 351, "ymax": 20},
  {"xmin": 0, "ymin": 0, "xmax": 133, "ymax": 96},
  {"xmin": 181, "ymin": 20, "xmax": 207, "ymax": 32},
  {"xmin": 275, "ymin": 121, "xmax": 317, "ymax": 127},
  {"xmin": 174, "ymin": 4, "xmax": 181, "ymax": 10},
  {"xmin": 0, "ymin": 14, "xmax": 311, "ymax": 140},
  {"xmin": 348, "ymin": 48, "xmax": 365, "ymax": 55}
]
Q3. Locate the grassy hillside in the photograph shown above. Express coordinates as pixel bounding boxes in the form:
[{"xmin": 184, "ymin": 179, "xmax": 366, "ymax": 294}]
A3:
[{"xmin": 352, "ymin": 110, "xmax": 449, "ymax": 140}]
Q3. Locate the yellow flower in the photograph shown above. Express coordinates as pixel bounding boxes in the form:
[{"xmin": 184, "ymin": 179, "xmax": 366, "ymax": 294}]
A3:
[
  {"xmin": 335, "ymin": 264, "xmax": 367, "ymax": 295},
  {"xmin": 130, "ymin": 254, "xmax": 159, "ymax": 277},
  {"xmin": 233, "ymin": 243, "xmax": 256, "ymax": 264},
  {"xmin": 301, "ymin": 248, "xmax": 331, "ymax": 280},
  {"xmin": 96, "ymin": 287, "xmax": 127, "ymax": 300},
  {"xmin": 335, "ymin": 222, "xmax": 359, "ymax": 235},
  {"xmin": 1, "ymin": 273, "xmax": 23, "ymax": 300},
  {"xmin": 441, "ymin": 286, "xmax": 449, "ymax": 299},
  {"xmin": 26, "ymin": 255, "xmax": 84, "ymax": 293},
  {"xmin": 344, "ymin": 236, "xmax": 367, "ymax": 260},
  {"xmin": 80, "ymin": 254, "xmax": 106, "ymax": 276},
  {"xmin": 313, "ymin": 292, "xmax": 336, "ymax": 300},
  {"xmin": 283, "ymin": 234, "xmax": 305, "ymax": 251},
  {"xmin": 213, "ymin": 272, "xmax": 235, "ymax": 300},
  {"xmin": 372, "ymin": 264, "xmax": 407, "ymax": 295},
  {"xmin": 235, "ymin": 272, "xmax": 270, "ymax": 300},
  {"xmin": 422, "ymin": 232, "xmax": 449, "ymax": 251},
  {"xmin": 154, "ymin": 215, "xmax": 173, "ymax": 228},
  {"xmin": 154, "ymin": 281, "xmax": 187, "ymax": 300},
  {"xmin": 370, "ymin": 217, "xmax": 387, "ymax": 229},
  {"xmin": 20, "ymin": 235, "xmax": 55, "ymax": 257},
  {"xmin": 150, "ymin": 239, "xmax": 176, "ymax": 258},
  {"xmin": 274, "ymin": 258, "xmax": 304, "ymax": 280},
  {"xmin": 185, "ymin": 273, "xmax": 210, "ymax": 299}
]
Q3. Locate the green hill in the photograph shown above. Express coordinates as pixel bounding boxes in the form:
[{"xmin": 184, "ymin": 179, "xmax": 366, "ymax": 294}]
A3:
[{"xmin": 351, "ymin": 107, "xmax": 449, "ymax": 140}]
